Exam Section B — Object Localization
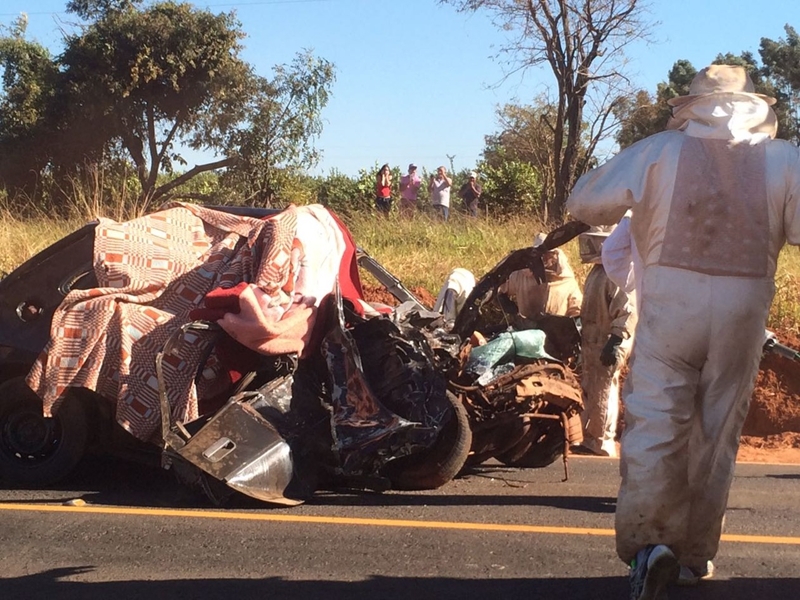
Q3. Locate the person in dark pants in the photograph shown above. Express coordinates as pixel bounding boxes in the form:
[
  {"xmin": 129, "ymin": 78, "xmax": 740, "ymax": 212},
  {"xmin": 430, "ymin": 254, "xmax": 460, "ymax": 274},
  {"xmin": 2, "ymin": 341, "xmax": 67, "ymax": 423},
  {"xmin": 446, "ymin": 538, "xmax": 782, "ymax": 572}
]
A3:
[
  {"xmin": 375, "ymin": 163, "xmax": 392, "ymax": 216},
  {"xmin": 459, "ymin": 171, "xmax": 482, "ymax": 217},
  {"xmin": 429, "ymin": 166, "xmax": 452, "ymax": 221}
]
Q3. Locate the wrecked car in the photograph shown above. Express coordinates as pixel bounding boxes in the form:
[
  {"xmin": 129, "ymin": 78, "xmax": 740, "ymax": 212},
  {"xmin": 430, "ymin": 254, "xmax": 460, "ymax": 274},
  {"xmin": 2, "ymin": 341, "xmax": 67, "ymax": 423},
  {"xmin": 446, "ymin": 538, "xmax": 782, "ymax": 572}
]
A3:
[
  {"xmin": 398, "ymin": 222, "xmax": 591, "ymax": 479},
  {"xmin": 0, "ymin": 203, "xmax": 471, "ymax": 505}
]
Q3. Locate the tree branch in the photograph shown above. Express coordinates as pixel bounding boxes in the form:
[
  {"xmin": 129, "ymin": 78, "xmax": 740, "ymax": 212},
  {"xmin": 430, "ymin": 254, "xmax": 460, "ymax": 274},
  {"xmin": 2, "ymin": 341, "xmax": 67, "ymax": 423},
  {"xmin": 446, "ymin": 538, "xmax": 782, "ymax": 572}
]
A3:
[{"xmin": 149, "ymin": 157, "xmax": 237, "ymax": 204}]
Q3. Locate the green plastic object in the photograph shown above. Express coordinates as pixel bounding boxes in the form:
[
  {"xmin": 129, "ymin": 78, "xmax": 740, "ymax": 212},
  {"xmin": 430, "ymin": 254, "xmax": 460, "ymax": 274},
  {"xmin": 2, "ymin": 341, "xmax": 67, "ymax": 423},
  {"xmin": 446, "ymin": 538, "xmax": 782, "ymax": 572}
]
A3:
[{"xmin": 466, "ymin": 329, "xmax": 554, "ymax": 376}]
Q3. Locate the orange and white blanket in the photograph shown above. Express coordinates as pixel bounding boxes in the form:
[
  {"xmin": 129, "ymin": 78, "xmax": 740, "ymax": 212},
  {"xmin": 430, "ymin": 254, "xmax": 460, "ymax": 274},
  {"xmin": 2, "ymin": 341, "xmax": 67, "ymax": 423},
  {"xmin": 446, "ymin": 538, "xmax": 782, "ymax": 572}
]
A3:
[{"xmin": 26, "ymin": 203, "xmax": 356, "ymax": 442}]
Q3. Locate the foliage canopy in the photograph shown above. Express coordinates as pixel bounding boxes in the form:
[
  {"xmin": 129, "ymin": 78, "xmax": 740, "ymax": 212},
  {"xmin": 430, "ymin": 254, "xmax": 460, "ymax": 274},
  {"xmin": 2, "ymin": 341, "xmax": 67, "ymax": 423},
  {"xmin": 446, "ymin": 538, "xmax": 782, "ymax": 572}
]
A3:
[{"xmin": 0, "ymin": 1, "xmax": 335, "ymax": 213}]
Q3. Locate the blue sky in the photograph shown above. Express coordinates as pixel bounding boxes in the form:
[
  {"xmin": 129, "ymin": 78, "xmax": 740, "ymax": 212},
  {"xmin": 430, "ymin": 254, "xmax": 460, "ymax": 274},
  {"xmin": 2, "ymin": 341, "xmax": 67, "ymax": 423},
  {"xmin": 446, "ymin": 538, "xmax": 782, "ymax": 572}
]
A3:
[{"xmin": 1, "ymin": 0, "xmax": 797, "ymax": 176}]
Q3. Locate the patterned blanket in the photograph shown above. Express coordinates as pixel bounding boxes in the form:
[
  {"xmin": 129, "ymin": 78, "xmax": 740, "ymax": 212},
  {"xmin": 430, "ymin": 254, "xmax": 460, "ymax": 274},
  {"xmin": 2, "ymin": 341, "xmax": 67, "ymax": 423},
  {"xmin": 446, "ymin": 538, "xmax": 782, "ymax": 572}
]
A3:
[{"xmin": 26, "ymin": 203, "xmax": 349, "ymax": 442}]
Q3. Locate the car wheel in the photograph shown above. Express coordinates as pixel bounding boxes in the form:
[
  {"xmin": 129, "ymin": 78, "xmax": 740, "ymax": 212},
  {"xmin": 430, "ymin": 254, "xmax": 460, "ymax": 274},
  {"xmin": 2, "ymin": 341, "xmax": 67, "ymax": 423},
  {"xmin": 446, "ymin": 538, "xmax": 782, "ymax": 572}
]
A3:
[
  {"xmin": 0, "ymin": 378, "xmax": 89, "ymax": 486},
  {"xmin": 496, "ymin": 419, "xmax": 565, "ymax": 468},
  {"xmin": 462, "ymin": 417, "xmax": 532, "ymax": 468},
  {"xmin": 384, "ymin": 391, "xmax": 472, "ymax": 490}
]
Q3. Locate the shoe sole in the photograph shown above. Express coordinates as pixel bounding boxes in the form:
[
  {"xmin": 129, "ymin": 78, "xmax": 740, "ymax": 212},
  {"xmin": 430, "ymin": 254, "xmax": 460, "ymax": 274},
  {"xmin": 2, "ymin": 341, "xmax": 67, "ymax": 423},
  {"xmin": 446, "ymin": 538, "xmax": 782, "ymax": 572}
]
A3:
[
  {"xmin": 640, "ymin": 550, "xmax": 680, "ymax": 600},
  {"xmin": 675, "ymin": 570, "xmax": 713, "ymax": 587}
]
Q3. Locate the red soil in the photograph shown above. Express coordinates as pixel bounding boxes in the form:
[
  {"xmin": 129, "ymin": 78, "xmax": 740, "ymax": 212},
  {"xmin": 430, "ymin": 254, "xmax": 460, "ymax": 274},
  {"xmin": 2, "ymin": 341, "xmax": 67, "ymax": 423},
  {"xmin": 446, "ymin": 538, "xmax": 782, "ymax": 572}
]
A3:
[{"xmin": 741, "ymin": 329, "xmax": 800, "ymax": 459}]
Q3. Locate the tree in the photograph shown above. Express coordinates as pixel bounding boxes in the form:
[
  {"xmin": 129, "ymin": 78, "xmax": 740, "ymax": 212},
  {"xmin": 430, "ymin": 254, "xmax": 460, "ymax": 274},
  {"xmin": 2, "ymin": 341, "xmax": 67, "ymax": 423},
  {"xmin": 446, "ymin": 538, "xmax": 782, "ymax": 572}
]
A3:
[
  {"xmin": 0, "ymin": 1, "xmax": 337, "ymax": 212},
  {"xmin": 0, "ymin": 15, "xmax": 59, "ymax": 194},
  {"xmin": 483, "ymin": 98, "xmax": 594, "ymax": 210},
  {"xmin": 616, "ymin": 37, "xmax": 800, "ymax": 149},
  {"xmin": 219, "ymin": 50, "xmax": 336, "ymax": 206},
  {"xmin": 442, "ymin": 0, "xmax": 653, "ymax": 219},
  {"xmin": 760, "ymin": 25, "xmax": 800, "ymax": 144},
  {"xmin": 478, "ymin": 149, "xmax": 541, "ymax": 213},
  {"xmin": 615, "ymin": 60, "xmax": 696, "ymax": 149},
  {"xmin": 57, "ymin": 1, "xmax": 252, "ymax": 209}
]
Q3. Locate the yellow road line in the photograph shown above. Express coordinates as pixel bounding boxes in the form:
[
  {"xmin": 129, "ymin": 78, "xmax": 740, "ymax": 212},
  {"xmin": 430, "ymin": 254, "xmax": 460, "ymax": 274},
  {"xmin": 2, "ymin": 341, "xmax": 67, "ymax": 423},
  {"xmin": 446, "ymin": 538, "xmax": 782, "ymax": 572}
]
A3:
[{"xmin": 1, "ymin": 502, "xmax": 798, "ymax": 546}]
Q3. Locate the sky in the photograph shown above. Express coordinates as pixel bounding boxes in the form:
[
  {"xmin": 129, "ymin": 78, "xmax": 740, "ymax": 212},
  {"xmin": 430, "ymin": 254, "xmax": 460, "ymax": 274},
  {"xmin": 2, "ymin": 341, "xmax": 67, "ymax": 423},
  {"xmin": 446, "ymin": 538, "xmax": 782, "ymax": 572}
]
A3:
[{"xmin": 1, "ymin": 0, "xmax": 798, "ymax": 177}]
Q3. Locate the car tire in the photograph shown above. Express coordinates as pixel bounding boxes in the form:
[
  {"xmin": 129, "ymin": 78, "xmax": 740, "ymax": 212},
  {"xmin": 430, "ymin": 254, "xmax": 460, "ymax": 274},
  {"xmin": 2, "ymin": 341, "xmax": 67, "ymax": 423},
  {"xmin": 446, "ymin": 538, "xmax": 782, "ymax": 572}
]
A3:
[
  {"xmin": 496, "ymin": 419, "xmax": 565, "ymax": 468},
  {"xmin": 384, "ymin": 391, "xmax": 472, "ymax": 490},
  {"xmin": 462, "ymin": 417, "xmax": 532, "ymax": 468},
  {"xmin": 0, "ymin": 377, "xmax": 89, "ymax": 486}
]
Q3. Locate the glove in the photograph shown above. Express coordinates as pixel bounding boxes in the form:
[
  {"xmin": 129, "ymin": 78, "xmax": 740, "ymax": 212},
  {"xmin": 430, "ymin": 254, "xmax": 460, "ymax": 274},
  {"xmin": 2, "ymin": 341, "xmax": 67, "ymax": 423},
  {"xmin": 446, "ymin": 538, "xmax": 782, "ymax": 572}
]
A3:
[{"xmin": 600, "ymin": 334, "xmax": 625, "ymax": 368}]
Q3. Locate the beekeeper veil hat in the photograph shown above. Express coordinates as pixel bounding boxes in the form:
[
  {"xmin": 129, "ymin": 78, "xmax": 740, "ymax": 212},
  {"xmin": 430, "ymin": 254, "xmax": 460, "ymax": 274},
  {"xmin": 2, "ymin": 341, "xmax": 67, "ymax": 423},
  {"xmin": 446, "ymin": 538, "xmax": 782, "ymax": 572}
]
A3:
[
  {"xmin": 579, "ymin": 225, "xmax": 616, "ymax": 264},
  {"xmin": 666, "ymin": 65, "xmax": 778, "ymax": 139}
]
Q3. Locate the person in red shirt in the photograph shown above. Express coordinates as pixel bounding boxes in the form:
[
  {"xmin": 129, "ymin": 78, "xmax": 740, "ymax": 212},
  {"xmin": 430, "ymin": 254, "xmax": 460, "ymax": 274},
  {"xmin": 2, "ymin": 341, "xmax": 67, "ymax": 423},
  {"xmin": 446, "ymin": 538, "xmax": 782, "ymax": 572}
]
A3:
[{"xmin": 375, "ymin": 163, "xmax": 393, "ymax": 216}]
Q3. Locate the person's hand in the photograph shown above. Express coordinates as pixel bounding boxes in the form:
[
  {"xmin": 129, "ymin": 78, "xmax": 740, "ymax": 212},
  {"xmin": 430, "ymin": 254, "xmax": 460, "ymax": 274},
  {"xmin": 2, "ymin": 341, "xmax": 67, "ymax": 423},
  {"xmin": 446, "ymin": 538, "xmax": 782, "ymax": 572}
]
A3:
[{"xmin": 600, "ymin": 334, "xmax": 625, "ymax": 367}]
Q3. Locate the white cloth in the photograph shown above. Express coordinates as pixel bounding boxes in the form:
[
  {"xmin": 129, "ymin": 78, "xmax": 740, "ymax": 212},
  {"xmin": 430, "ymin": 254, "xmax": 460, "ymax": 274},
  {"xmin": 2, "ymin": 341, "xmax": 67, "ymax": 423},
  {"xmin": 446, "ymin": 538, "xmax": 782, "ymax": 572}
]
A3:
[
  {"xmin": 579, "ymin": 264, "xmax": 636, "ymax": 457},
  {"xmin": 566, "ymin": 93, "xmax": 800, "ymax": 570},
  {"xmin": 601, "ymin": 211, "xmax": 638, "ymax": 295},
  {"xmin": 433, "ymin": 268, "xmax": 476, "ymax": 321}
]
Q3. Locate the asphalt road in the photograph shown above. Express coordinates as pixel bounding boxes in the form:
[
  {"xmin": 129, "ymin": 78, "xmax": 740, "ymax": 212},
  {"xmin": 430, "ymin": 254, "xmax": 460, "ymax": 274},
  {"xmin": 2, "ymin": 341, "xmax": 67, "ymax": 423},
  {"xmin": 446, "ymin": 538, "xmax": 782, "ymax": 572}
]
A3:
[{"xmin": 1, "ymin": 455, "xmax": 799, "ymax": 600}]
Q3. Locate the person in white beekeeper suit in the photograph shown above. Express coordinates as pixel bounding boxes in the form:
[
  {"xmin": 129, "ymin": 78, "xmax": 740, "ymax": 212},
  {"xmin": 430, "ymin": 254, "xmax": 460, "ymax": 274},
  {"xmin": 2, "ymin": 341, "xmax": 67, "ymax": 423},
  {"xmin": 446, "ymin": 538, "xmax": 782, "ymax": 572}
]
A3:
[
  {"xmin": 566, "ymin": 64, "xmax": 800, "ymax": 600},
  {"xmin": 601, "ymin": 211, "xmax": 639, "ymax": 302},
  {"xmin": 573, "ymin": 226, "xmax": 636, "ymax": 459},
  {"xmin": 497, "ymin": 233, "xmax": 583, "ymax": 319}
]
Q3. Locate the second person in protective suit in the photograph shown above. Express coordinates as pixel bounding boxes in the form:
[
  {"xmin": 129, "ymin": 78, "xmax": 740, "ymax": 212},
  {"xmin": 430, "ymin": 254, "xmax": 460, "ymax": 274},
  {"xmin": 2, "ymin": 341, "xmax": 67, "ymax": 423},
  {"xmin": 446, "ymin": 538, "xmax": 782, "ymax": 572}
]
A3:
[
  {"xmin": 497, "ymin": 233, "xmax": 583, "ymax": 320},
  {"xmin": 574, "ymin": 226, "xmax": 636, "ymax": 458}
]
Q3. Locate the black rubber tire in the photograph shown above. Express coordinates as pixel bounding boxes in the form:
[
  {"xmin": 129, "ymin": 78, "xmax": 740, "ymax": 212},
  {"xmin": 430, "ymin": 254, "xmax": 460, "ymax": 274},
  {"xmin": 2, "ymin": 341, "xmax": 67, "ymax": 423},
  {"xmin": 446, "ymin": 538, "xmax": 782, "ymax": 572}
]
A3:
[
  {"xmin": 0, "ymin": 378, "xmax": 89, "ymax": 486},
  {"xmin": 463, "ymin": 419, "xmax": 531, "ymax": 468},
  {"xmin": 384, "ymin": 391, "xmax": 472, "ymax": 490},
  {"xmin": 496, "ymin": 420, "xmax": 565, "ymax": 469}
]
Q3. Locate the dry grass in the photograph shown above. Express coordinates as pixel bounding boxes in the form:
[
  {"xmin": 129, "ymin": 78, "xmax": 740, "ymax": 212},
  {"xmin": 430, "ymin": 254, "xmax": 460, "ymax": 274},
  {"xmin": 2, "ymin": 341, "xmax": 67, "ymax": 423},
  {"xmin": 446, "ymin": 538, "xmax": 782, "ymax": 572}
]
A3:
[
  {"xmin": 342, "ymin": 211, "xmax": 550, "ymax": 294},
  {"xmin": 2, "ymin": 209, "xmax": 799, "ymax": 332},
  {"xmin": 770, "ymin": 249, "xmax": 800, "ymax": 334},
  {"xmin": 0, "ymin": 210, "xmax": 85, "ymax": 276}
]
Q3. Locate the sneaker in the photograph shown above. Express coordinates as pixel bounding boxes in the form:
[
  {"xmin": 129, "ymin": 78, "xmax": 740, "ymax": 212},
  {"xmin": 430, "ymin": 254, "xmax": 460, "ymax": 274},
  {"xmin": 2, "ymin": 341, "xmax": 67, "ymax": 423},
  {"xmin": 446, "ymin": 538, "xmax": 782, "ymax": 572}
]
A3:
[
  {"xmin": 629, "ymin": 544, "xmax": 680, "ymax": 600},
  {"xmin": 675, "ymin": 561, "xmax": 714, "ymax": 586}
]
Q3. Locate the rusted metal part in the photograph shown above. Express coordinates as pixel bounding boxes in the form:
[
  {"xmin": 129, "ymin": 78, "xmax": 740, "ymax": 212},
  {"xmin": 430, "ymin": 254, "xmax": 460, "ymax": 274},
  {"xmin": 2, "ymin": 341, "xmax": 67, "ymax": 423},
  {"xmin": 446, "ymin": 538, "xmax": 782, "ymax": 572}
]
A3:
[
  {"xmin": 560, "ymin": 411, "xmax": 571, "ymax": 482},
  {"xmin": 453, "ymin": 355, "xmax": 584, "ymax": 470}
]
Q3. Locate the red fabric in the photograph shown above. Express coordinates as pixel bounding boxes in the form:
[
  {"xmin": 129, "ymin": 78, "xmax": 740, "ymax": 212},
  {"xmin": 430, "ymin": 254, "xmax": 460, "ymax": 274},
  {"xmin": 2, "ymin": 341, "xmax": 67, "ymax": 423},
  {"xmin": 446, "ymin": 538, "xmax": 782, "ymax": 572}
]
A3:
[
  {"xmin": 189, "ymin": 281, "xmax": 248, "ymax": 321},
  {"xmin": 328, "ymin": 210, "xmax": 366, "ymax": 314},
  {"xmin": 190, "ymin": 209, "xmax": 368, "ymax": 402}
]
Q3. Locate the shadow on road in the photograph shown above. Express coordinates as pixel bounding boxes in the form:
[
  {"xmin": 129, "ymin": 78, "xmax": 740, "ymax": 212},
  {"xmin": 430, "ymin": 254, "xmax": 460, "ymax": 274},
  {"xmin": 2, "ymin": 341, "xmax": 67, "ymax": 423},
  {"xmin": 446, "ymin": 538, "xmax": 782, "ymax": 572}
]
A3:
[
  {"xmin": 0, "ymin": 456, "xmax": 616, "ymax": 512},
  {"xmin": 2, "ymin": 568, "xmax": 799, "ymax": 600},
  {"xmin": 0, "ymin": 456, "xmax": 212, "ymax": 509},
  {"xmin": 308, "ymin": 492, "xmax": 617, "ymax": 512}
]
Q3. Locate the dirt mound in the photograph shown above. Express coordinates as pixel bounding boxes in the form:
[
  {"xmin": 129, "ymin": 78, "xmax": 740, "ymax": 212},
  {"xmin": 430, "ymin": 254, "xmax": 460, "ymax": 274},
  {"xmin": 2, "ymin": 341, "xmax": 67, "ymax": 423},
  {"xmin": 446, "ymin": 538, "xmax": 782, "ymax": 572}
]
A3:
[
  {"xmin": 743, "ymin": 329, "xmax": 800, "ymax": 444},
  {"xmin": 361, "ymin": 284, "xmax": 436, "ymax": 309}
]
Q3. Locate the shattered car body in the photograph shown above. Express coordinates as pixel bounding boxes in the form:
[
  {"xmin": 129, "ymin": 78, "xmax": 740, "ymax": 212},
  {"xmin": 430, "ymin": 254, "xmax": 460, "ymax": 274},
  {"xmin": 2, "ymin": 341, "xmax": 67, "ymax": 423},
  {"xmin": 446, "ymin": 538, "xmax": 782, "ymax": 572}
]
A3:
[
  {"xmin": 403, "ymin": 221, "xmax": 591, "ymax": 478},
  {"xmin": 0, "ymin": 205, "xmax": 470, "ymax": 505}
]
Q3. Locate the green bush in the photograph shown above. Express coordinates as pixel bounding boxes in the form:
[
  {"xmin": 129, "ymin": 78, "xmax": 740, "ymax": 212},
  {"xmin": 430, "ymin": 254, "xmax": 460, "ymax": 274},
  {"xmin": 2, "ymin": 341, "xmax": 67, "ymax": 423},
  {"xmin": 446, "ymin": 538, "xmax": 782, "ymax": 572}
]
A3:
[
  {"xmin": 316, "ymin": 168, "xmax": 372, "ymax": 215},
  {"xmin": 477, "ymin": 154, "xmax": 541, "ymax": 215}
]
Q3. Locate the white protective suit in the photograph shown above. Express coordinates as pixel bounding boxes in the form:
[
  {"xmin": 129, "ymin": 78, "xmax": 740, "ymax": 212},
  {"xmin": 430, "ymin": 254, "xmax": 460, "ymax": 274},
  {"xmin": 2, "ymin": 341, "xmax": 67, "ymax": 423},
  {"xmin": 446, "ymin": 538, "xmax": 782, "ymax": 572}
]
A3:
[
  {"xmin": 601, "ymin": 211, "xmax": 639, "ymax": 297},
  {"xmin": 579, "ymin": 232, "xmax": 637, "ymax": 458},
  {"xmin": 432, "ymin": 267, "xmax": 476, "ymax": 322},
  {"xmin": 498, "ymin": 249, "xmax": 583, "ymax": 318},
  {"xmin": 566, "ymin": 74, "xmax": 800, "ymax": 571}
]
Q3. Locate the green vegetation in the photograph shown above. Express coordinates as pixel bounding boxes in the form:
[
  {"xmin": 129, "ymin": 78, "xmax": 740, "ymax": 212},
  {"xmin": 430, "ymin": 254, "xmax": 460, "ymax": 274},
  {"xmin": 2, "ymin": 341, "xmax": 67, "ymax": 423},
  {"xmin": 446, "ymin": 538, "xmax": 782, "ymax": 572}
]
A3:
[
  {"xmin": 2, "ymin": 4, "xmax": 799, "ymax": 330},
  {"xmin": 0, "ymin": 1, "xmax": 334, "ymax": 214}
]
